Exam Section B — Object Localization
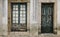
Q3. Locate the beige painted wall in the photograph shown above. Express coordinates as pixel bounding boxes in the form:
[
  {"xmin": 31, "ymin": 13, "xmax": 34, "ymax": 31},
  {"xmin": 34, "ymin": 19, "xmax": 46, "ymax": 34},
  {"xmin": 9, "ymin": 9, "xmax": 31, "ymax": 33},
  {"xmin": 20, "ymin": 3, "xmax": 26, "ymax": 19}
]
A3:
[{"xmin": 57, "ymin": 0, "xmax": 60, "ymax": 25}]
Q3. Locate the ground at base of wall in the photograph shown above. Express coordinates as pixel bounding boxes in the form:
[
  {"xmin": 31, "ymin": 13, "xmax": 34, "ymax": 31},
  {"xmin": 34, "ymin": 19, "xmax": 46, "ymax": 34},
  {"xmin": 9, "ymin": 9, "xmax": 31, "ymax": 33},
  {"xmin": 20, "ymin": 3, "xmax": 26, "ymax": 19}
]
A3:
[
  {"xmin": 39, "ymin": 34, "xmax": 60, "ymax": 37},
  {"xmin": 0, "ymin": 35, "xmax": 60, "ymax": 37}
]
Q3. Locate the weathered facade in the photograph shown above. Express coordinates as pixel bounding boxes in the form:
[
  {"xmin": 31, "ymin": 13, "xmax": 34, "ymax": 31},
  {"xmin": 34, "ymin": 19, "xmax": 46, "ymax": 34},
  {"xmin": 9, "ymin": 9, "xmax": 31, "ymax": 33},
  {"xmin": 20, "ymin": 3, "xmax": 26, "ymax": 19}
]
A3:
[{"xmin": 0, "ymin": 0, "xmax": 60, "ymax": 37}]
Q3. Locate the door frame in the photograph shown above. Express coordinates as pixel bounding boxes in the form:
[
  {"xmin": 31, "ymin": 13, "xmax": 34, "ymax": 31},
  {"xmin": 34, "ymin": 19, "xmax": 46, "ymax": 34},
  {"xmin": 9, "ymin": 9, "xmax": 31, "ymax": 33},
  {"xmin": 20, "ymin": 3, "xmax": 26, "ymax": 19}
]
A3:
[{"xmin": 38, "ymin": 2, "xmax": 57, "ymax": 34}]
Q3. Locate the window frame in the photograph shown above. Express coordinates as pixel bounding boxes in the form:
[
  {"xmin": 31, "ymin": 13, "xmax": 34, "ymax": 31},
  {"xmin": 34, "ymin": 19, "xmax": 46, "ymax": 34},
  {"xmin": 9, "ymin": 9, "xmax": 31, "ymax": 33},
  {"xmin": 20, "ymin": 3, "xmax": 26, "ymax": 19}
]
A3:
[{"xmin": 11, "ymin": 3, "xmax": 27, "ymax": 32}]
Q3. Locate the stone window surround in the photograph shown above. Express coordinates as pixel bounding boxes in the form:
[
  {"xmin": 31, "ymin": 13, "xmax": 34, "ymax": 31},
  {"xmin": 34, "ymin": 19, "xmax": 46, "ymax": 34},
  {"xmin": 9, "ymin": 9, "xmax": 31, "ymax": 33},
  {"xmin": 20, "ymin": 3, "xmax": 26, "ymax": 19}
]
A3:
[{"xmin": 8, "ymin": 0, "xmax": 30, "ymax": 35}]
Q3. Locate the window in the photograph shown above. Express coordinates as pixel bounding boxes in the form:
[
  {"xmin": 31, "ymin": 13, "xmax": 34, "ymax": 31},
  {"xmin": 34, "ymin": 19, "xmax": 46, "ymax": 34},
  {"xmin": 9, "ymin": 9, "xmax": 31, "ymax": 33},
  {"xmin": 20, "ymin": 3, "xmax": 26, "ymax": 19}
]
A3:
[{"xmin": 11, "ymin": 3, "xmax": 27, "ymax": 31}]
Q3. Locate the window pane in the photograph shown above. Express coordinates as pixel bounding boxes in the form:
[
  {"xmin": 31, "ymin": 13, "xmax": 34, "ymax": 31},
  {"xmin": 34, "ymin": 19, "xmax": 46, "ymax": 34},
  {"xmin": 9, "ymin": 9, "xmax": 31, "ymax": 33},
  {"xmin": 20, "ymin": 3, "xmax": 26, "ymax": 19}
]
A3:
[
  {"xmin": 20, "ymin": 5, "xmax": 23, "ymax": 8},
  {"xmin": 13, "ymin": 11, "xmax": 15, "ymax": 14},
  {"xmin": 20, "ymin": 5, "xmax": 25, "ymax": 10},
  {"xmin": 13, "ymin": 13, "xmax": 16, "ymax": 15},
  {"xmin": 20, "ymin": 8, "xmax": 25, "ymax": 10},
  {"xmin": 20, "ymin": 11, "xmax": 22, "ymax": 14},
  {"xmin": 22, "ymin": 21, "xmax": 25, "ymax": 23},
  {"xmin": 16, "ymin": 5, "xmax": 18, "ymax": 8},
  {"xmin": 13, "ymin": 5, "xmax": 18, "ymax": 10},
  {"xmin": 23, "ymin": 14, "xmax": 26, "ymax": 16},
  {"xmin": 20, "ymin": 14, "xmax": 22, "ymax": 16},
  {"xmin": 20, "ymin": 5, "xmax": 25, "ymax": 8},
  {"xmin": 20, "ymin": 21, "xmax": 22, "ymax": 23},
  {"xmin": 22, "ymin": 18, "xmax": 25, "ymax": 20},
  {"xmin": 20, "ymin": 18, "xmax": 25, "ymax": 21},
  {"xmin": 22, "ymin": 5, "xmax": 25, "ymax": 7},
  {"xmin": 16, "ymin": 8, "xmax": 18, "ymax": 10},
  {"xmin": 16, "ymin": 11, "xmax": 18, "ymax": 13},
  {"xmin": 13, "ymin": 5, "xmax": 15, "ymax": 8},
  {"xmin": 16, "ymin": 18, "xmax": 18, "ymax": 20},
  {"xmin": 13, "ymin": 18, "xmax": 15, "ymax": 20},
  {"xmin": 16, "ymin": 14, "xmax": 18, "ymax": 16},
  {"xmin": 13, "ymin": 21, "xmax": 15, "ymax": 23},
  {"xmin": 23, "ymin": 11, "xmax": 26, "ymax": 13},
  {"xmin": 16, "ymin": 21, "xmax": 18, "ymax": 23},
  {"xmin": 16, "ymin": 15, "xmax": 18, "ymax": 17},
  {"xmin": 13, "ymin": 8, "xmax": 15, "ymax": 10},
  {"xmin": 20, "ymin": 18, "xmax": 22, "ymax": 20},
  {"xmin": 13, "ymin": 14, "xmax": 15, "ymax": 17}
]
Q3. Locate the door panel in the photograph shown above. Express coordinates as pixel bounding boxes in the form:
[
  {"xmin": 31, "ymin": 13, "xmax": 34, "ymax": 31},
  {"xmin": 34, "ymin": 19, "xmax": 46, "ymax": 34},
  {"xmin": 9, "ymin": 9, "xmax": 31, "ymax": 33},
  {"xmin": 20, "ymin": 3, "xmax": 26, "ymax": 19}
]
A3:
[{"xmin": 41, "ymin": 3, "xmax": 54, "ymax": 33}]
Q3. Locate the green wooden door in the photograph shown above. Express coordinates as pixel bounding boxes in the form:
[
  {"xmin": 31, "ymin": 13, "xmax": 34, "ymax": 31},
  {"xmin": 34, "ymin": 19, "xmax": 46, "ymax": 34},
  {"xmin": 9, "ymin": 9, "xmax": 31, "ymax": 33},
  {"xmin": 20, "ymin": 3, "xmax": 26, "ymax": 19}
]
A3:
[{"xmin": 41, "ymin": 3, "xmax": 54, "ymax": 33}]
